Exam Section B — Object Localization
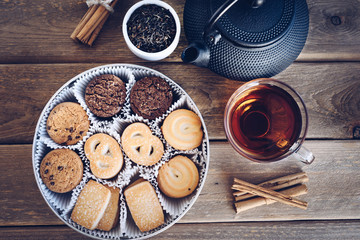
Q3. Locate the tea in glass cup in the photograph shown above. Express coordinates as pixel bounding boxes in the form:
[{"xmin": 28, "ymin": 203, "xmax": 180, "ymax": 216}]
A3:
[{"xmin": 224, "ymin": 78, "xmax": 314, "ymax": 164}]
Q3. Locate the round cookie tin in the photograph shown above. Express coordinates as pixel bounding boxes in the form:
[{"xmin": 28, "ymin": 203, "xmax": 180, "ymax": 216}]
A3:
[{"xmin": 32, "ymin": 64, "xmax": 210, "ymax": 239}]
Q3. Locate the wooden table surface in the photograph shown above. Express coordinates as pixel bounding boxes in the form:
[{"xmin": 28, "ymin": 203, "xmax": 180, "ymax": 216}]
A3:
[{"xmin": 1, "ymin": 0, "xmax": 360, "ymax": 239}]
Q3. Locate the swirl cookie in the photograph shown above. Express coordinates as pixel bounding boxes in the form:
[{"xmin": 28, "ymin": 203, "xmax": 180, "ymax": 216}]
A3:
[
  {"xmin": 162, "ymin": 109, "xmax": 203, "ymax": 150},
  {"xmin": 46, "ymin": 102, "xmax": 89, "ymax": 145},
  {"xmin": 84, "ymin": 133, "xmax": 124, "ymax": 179},
  {"xmin": 40, "ymin": 149, "xmax": 83, "ymax": 193},
  {"xmin": 121, "ymin": 122, "xmax": 164, "ymax": 166},
  {"xmin": 85, "ymin": 74, "xmax": 126, "ymax": 118},
  {"xmin": 157, "ymin": 156, "xmax": 199, "ymax": 198},
  {"xmin": 130, "ymin": 76, "xmax": 173, "ymax": 120}
]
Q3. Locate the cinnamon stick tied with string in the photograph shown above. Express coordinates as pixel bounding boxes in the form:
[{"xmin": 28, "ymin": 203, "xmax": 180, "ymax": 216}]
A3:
[
  {"xmin": 71, "ymin": 0, "xmax": 118, "ymax": 46},
  {"xmin": 232, "ymin": 177, "xmax": 308, "ymax": 210},
  {"xmin": 233, "ymin": 172, "xmax": 309, "ymax": 202}
]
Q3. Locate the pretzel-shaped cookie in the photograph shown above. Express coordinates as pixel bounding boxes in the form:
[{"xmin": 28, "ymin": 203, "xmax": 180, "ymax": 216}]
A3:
[
  {"xmin": 84, "ymin": 133, "xmax": 123, "ymax": 179},
  {"xmin": 121, "ymin": 123, "xmax": 164, "ymax": 166}
]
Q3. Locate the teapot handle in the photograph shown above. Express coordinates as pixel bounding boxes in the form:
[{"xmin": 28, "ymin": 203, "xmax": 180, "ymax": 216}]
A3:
[{"xmin": 203, "ymin": 0, "xmax": 265, "ymax": 40}]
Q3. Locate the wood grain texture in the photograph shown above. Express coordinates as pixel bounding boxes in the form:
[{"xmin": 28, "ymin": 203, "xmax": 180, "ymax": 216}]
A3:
[
  {"xmin": 182, "ymin": 140, "xmax": 360, "ymax": 223},
  {"xmin": 1, "ymin": 221, "xmax": 360, "ymax": 240},
  {"xmin": 0, "ymin": 62, "xmax": 359, "ymax": 144},
  {"xmin": 303, "ymin": 0, "xmax": 360, "ymax": 61},
  {"xmin": 1, "ymin": 141, "xmax": 359, "ymax": 226},
  {"xmin": 1, "ymin": 0, "xmax": 359, "ymax": 238},
  {"xmin": 0, "ymin": 0, "xmax": 359, "ymax": 63}
]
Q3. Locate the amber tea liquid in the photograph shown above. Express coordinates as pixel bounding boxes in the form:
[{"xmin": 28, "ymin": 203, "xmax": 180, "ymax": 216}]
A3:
[{"xmin": 230, "ymin": 85, "xmax": 302, "ymax": 160}]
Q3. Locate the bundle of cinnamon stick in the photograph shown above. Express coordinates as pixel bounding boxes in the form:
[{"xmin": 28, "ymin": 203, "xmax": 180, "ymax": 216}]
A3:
[
  {"xmin": 71, "ymin": 0, "xmax": 118, "ymax": 46},
  {"xmin": 232, "ymin": 172, "xmax": 309, "ymax": 213}
]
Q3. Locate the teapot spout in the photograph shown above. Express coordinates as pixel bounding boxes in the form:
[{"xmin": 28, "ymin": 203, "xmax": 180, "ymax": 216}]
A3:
[{"xmin": 181, "ymin": 42, "xmax": 210, "ymax": 68}]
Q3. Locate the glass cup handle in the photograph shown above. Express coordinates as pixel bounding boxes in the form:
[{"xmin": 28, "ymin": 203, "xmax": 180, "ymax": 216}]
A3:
[{"xmin": 293, "ymin": 146, "xmax": 315, "ymax": 164}]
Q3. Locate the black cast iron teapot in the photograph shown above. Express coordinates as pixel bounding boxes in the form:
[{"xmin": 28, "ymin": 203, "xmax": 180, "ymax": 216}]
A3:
[{"xmin": 181, "ymin": 0, "xmax": 309, "ymax": 81}]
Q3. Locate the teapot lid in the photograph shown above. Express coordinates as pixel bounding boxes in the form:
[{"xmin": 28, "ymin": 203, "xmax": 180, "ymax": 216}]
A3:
[{"xmin": 211, "ymin": 0, "xmax": 295, "ymax": 47}]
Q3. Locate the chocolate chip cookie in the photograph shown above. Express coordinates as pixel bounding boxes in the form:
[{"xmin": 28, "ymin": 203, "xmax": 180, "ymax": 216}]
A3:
[
  {"xmin": 40, "ymin": 149, "xmax": 83, "ymax": 193},
  {"xmin": 85, "ymin": 74, "xmax": 126, "ymax": 118},
  {"xmin": 130, "ymin": 76, "xmax": 173, "ymax": 120},
  {"xmin": 46, "ymin": 102, "xmax": 90, "ymax": 145}
]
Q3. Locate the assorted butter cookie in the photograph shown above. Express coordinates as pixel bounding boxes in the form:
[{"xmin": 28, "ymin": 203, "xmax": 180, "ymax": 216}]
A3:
[
  {"xmin": 157, "ymin": 155, "xmax": 199, "ymax": 198},
  {"xmin": 121, "ymin": 122, "xmax": 164, "ymax": 166},
  {"xmin": 85, "ymin": 74, "xmax": 126, "ymax": 118},
  {"xmin": 124, "ymin": 179, "xmax": 164, "ymax": 232},
  {"xmin": 130, "ymin": 76, "xmax": 173, "ymax": 120},
  {"xmin": 40, "ymin": 149, "xmax": 83, "ymax": 193},
  {"xmin": 162, "ymin": 109, "xmax": 203, "ymax": 150},
  {"xmin": 38, "ymin": 70, "xmax": 207, "ymax": 236},
  {"xmin": 84, "ymin": 133, "xmax": 124, "ymax": 179},
  {"xmin": 71, "ymin": 180, "xmax": 112, "ymax": 230},
  {"xmin": 96, "ymin": 185, "xmax": 120, "ymax": 231},
  {"xmin": 46, "ymin": 102, "xmax": 89, "ymax": 145}
]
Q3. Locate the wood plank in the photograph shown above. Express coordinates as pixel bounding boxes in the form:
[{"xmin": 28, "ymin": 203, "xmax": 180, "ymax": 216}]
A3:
[
  {"xmin": 182, "ymin": 140, "xmax": 360, "ymax": 223},
  {"xmin": 0, "ymin": 0, "xmax": 359, "ymax": 63},
  {"xmin": 0, "ymin": 62, "xmax": 359, "ymax": 144},
  {"xmin": 303, "ymin": 0, "xmax": 360, "ymax": 61},
  {"xmin": 1, "ymin": 220, "xmax": 360, "ymax": 240},
  {"xmin": 1, "ymin": 141, "xmax": 359, "ymax": 226},
  {"xmin": 0, "ymin": 0, "xmax": 184, "ymax": 64}
]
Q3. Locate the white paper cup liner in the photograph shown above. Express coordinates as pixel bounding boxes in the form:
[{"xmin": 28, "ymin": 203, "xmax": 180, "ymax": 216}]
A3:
[
  {"xmin": 32, "ymin": 64, "xmax": 210, "ymax": 240},
  {"xmin": 121, "ymin": 171, "xmax": 174, "ymax": 239},
  {"xmin": 152, "ymin": 152, "xmax": 207, "ymax": 217},
  {"xmin": 33, "ymin": 141, "xmax": 81, "ymax": 212},
  {"xmin": 39, "ymin": 87, "xmax": 90, "ymax": 150},
  {"xmin": 78, "ymin": 124, "xmax": 133, "ymax": 188},
  {"xmin": 62, "ymin": 178, "xmax": 124, "ymax": 240},
  {"xmin": 73, "ymin": 65, "xmax": 135, "ymax": 124},
  {"xmin": 123, "ymin": 209, "xmax": 174, "ymax": 239},
  {"xmin": 127, "ymin": 68, "xmax": 184, "ymax": 122},
  {"xmin": 111, "ymin": 115, "xmax": 171, "ymax": 177}
]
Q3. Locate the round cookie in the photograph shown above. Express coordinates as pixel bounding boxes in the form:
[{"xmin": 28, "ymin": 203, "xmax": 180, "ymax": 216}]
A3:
[
  {"xmin": 85, "ymin": 74, "xmax": 126, "ymax": 118},
  {"xmin": 157, "ymin": 155, "xmax": 199, "ymax": 198},
  {"xmin": 121, "ymin": 122, "xmax": 164, "ymax": 166},
  {"xmin": 162, "ymin": 109, "xmax": 203, "ymax": 150},
  {"xmin": 46, "ymin": 102, "xmax": 90, "ymax": 145},
  {"xmin": 84, "ymin": 133, "xmax": 124, "ymax": 179},
  {"xmin": 40, "ymin": 149, "xmax": 83, "ymax": 193},
  {"xmin": 130, "ymin": 76, "xmax": 173, "ymax": 120}
]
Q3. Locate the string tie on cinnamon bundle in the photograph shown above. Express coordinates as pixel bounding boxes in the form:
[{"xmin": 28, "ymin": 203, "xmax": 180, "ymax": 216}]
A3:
[{"xmin": 86, "ymin": 0, "xmax": 114, "ymax": 13}]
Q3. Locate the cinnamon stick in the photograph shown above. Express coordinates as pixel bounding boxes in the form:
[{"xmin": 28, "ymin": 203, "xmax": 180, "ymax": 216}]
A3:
[
  {"xmin": 232, "ymin": 178, "xmax": 308, "ymax": 210},
  {"xmin": 76, "ymin": 6, "xmax": 107, "ymax": 42},
  {"xmin": 233, "ymin": 172, "xmax": 308, "ymax": 201},
  {"xmin": 234, "ymin": 184, "xmax": 308, "ymax": 213},
  {"xmin": 70, "ymin": 0, "xmax": 118, "ymax": 46},
  {"xmin": 88, "ymin": 14, "xmax": 108, "ymax": 45},
  {"xmin": 70, "ymin": 5, "xmax": 99, "ymax": 41}
]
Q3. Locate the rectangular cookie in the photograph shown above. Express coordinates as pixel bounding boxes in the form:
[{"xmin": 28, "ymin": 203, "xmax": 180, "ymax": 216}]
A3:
[
  {"xmin": 124, "ymin": 179, "xmax": 164, "ymax": 232},
  {"xmin": 71, "ymin": 180, "xmax": 111, "ymax": 230},
  {"xmin": 97, "ymin": 185, "xmax": 120, "ymax": 231}
]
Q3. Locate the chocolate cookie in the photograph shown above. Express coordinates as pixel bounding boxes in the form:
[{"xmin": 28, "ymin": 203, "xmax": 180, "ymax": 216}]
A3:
[
  {"xmin": 85, "ymin": 74, "xmax": 126, "ymax": 118},
  {"xmin": 47, "ymin": 102, "xmax": 90, "ymax": 145},
  {"xmin": 40, "ymin": 149, "xmax": 83, "ymax": 193},
  {"xmin": 130, "ymin": 76, "xmax": 173, "ymax": 120}
]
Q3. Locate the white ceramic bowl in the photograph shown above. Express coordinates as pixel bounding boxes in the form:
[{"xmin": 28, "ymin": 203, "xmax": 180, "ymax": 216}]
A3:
[{"xmin": 122, "ymin": 0, "xmax": 181, "ymax": 61}]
